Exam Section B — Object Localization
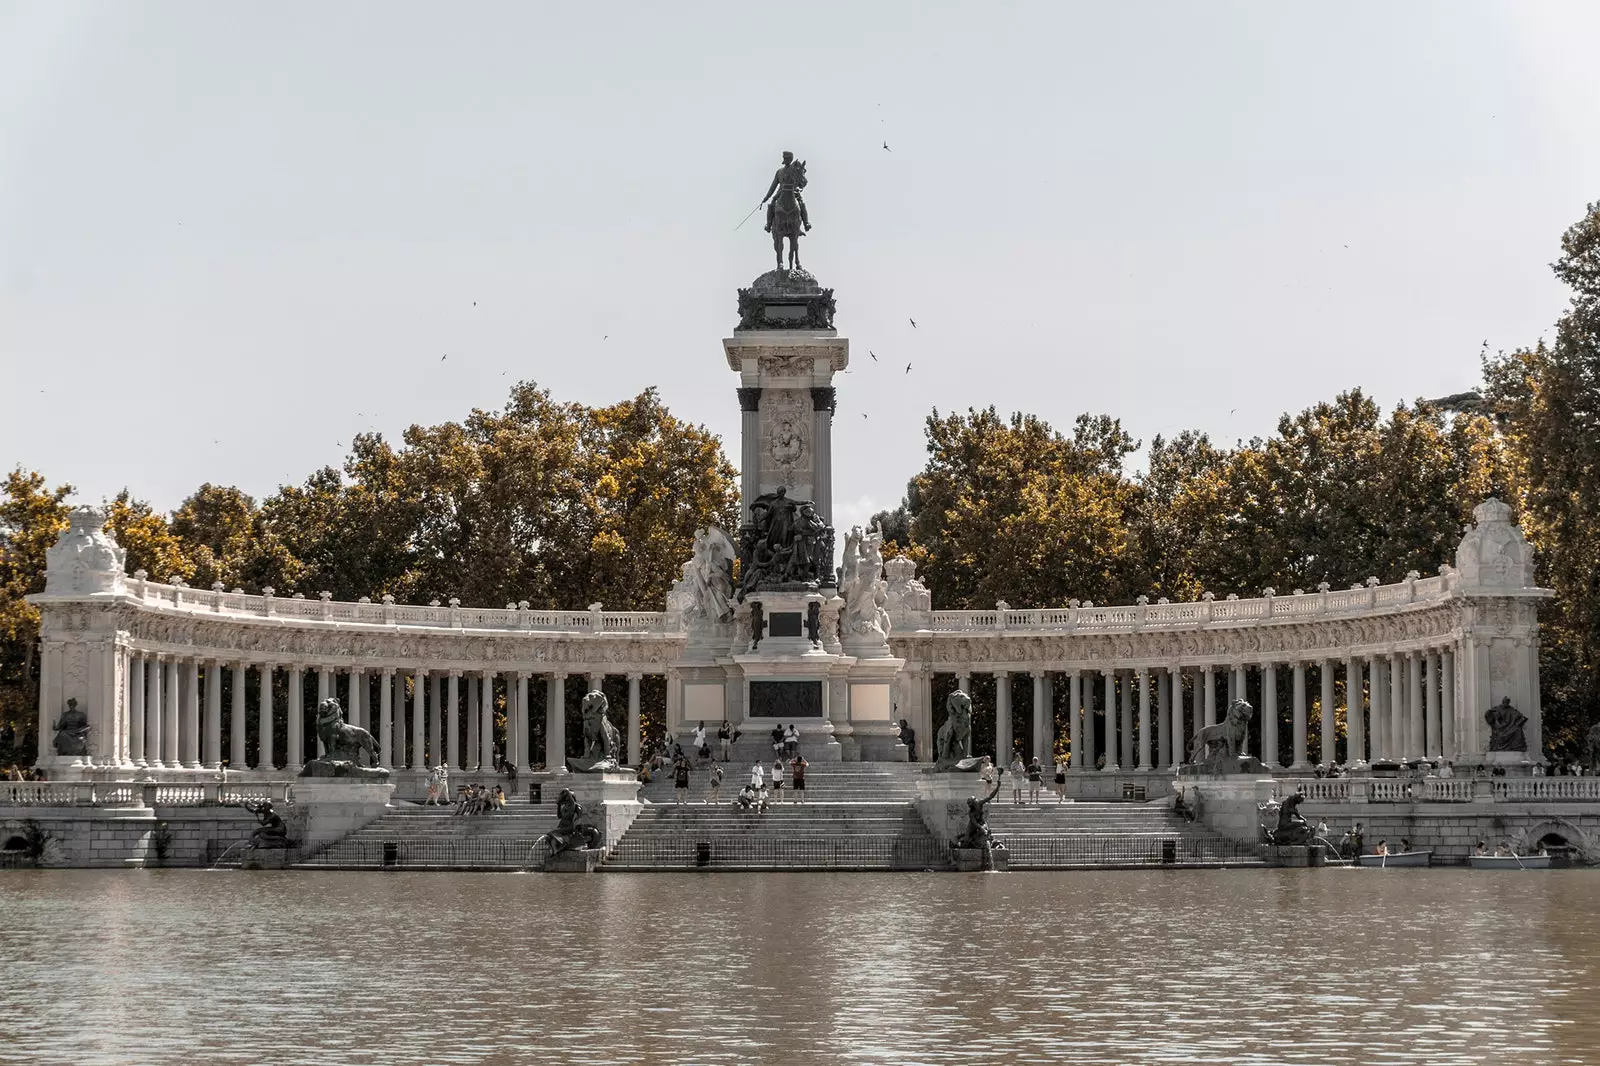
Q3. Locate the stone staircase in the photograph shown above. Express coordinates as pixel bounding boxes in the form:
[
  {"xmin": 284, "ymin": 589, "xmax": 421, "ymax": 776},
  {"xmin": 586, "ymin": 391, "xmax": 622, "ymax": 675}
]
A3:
[
  {"xmin": 982, "ymin": 801, "xmax": 1262, "ymax": 868},
  {"xmin": 637, "ymin": 760, "xmax": 919, "ymax": 804},
  {"xmin": 294, "ymin": 801, "xmax": 554, "ymax": 870}
]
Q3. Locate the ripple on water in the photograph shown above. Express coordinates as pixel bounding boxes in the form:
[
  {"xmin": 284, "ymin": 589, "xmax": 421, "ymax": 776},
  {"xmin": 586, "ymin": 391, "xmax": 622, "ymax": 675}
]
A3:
[{"xmin": 2, "ymin": 869, "xmax": 1600, "ymax": 1064}]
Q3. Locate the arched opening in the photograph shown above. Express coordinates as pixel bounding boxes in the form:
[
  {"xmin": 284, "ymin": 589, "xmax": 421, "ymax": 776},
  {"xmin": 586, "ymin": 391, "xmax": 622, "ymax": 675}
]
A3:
[
  {"xmin": 1539, "ymin": 832, "xmax": 1577, "ymax": 867},
  {"xmin": 1, "ymin": 835, "xmax": 26, "ymax": 853}
]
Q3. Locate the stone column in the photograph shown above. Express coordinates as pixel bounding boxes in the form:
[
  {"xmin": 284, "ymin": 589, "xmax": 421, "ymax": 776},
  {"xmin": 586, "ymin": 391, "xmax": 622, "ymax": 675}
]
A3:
[
  {"xmin": 811, "ymin": 387, "xmax": 836, "ymax": 522},
  {"xmin": 163, "ymin": 658, "xmax": 181, "ymax": 767},
  {"xmin": 317, "ymin": 667, "xmax": 331, "ymax": 709},
  {"xmin": 1262, "ymin": 663, "xmax": 1279, "ymax": 768},
  {"xmin": 146, "ymin": 656, "xmax": 164, "ymax": 768},
  {"xmin": 1441, "ymin": 649, "xmax": 1456, "ymax": 760},
  {"xmin": 1407, "ymin": 652, "xmax": 1424, "ymax": 761},
  {"xmin": 182, "ymin": 659, "xmax": 201, "ymax": 768},
  {"xmin": 518, "ymin": 673, "xmax": 533, "ymax": 771},
  {"xmin": 1227, "ymin": 664, "xmax": 1239, "ymax": 707},
  {"xmin": 1291, "ymin": 661, "xmax": 1308, "ymax": 770},
  {"xmin": 737, "ymin": 387, "xmax": 762, "ymax": 523},
  {"xmin": 447, "ymin": 671, "xmax": 462, "ymax": 770},
  {"xmin": 203, "ymin": 660, "xmax": 222, "ymax": 769},
  {"xmin": 1424, "ymin": 651, "xmax": 1441, "ymax": 760},
  {"xmin": 1032, "ymin": 672, "xmax": 1051, "ymax": 763},
  {"xmin": 228, "ymin": 662, "xmax": 247, "ymax": 771},
  {"xmin": 1068, "ymin": 671, "xmax": 1084, "ymax": 773},
  {"xmin": 480, "ymin": 669, "xmax": 492, "ymax": 768},
  {"xmin": 1119, "ymin": 672, "xmax": 1133, "ymax": 769},
  {"xmin": 1191, "ymin": 669, "xmax": 1203, "ymax": 750},
  {"xmin": 1319, "ymin": 658, "xmax": 1335, "ymax": 768},
  {"xmin": 430, "ymin": 673, "xmax": 443, "ymax": 769},
  {"xmin": 957, "ymin": 672, "xmax": 970, "ymax": 695},
  {"xmin": 378, "ymin": 668, "xmax": 394, "ymax": 769},
  {"xmin": 626, "ymin": 673, "xmax": 642, "ymax": 766},
  {"xmin": 259, "ymin": 664, "xmax": 274, "ymax": 770},
  {"xmin": 466, "ymin": 674, "xmax": 479, "ymax": 768},
  {"xmin": 994, "ymin": 670, "xmax": 1011, "ymax": 762},
  {"xmin": 1101, "ymin": 669, "xmax": 1118, "ymax": 772},
  {"xmin": 130, "ymin": 655, "xmax": 147, "ymax": 767},
  {"xmin": 546, "ymin": 673, "xmax": 567, "ymax": 769},
  {"xmin": 393, "ymin": 672, "xmax": 408, "ymax": 770},
  {"xmin": 1165, "ymin": 667, "xmax": 1181, "ymax": 767},
  {"xmin": 1203, "ymin": 666, "xmax": 1216, "ymax": 727},
  {"xmin": 1345, "ymin": 657, "xmax": 1364, "ymax": 767},
  {"xmin": 1367, "ymin": 655, "xmax": 1385, "ymax": 762},
  {"xmin": 409, "ymin": 668, "xmax": 425, "ymax": 771},
  {"xmin": 1388, "ymin": 653, "xmax": 1404, "ymax": 761},
  {"xmin": 1137, "ymin": 669, "xmax": 1151, "ymax": 770},
  {"xmin": 287, "ymin": 666, "xmax": 304, "ymax": 772}
]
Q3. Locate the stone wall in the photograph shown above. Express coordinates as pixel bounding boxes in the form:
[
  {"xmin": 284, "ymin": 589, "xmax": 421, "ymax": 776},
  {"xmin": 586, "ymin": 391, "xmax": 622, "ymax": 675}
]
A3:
[
  {"xmin": 0, "ymin": 806, "xmax": 261, "ymax": 868},
  {"xmin": 1298, "ymin": 802, "xmax": 1600, "ymax": 865}
]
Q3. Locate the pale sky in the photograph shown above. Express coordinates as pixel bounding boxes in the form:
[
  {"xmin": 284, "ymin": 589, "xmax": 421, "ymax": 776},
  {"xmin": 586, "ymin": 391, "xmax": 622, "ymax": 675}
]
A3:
[{"xmin": 4, "ymin": 2, "xmax": 1600, "ymax": 540}]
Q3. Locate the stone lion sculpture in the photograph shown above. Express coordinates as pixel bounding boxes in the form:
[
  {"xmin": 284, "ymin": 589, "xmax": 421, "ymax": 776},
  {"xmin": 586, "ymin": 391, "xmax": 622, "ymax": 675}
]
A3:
[
  {"xmin": 1189, "ymin": 698, "xmax": 1253, "ymax": 767},
  {"xmin": 935, "ymin": 690, "xmax": 977, "ymax": 769},
  {"xmin": 299, "ymin": 697, "xmax": 387, "ymax": 779},
  {"xmin": 575, "ymin": 690, "xmax": 622, "ymax": 771}
]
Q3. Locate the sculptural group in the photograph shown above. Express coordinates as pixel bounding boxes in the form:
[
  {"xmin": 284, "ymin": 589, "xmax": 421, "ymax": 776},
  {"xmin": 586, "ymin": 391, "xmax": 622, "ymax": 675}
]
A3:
[
  {"xmin": 52, "ymin": 698, "xmax": 90, "ymax": 757},
  {"xmin": 539, "ymin": 788, "xmax": 601, "ymax": 857},
  {"xmin": 668, "ymin": 525, "xmax": 736, "ymax": 625},
  {"xmin": 838, "ymin": 526, "xmax": 891, "ymax": 641},
  {"xmin": 736, "ymin": 488, "xmax": 834, "ymax": 598},
  {"xmin": 1485, "ymin": 697, "xmax": 1528, "ymax": 753}
]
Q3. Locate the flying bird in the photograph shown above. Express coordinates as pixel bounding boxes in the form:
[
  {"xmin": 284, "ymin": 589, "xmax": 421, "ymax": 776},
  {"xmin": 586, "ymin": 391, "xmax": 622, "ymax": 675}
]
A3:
[
  {"xmin": 908, "ymin": 318, "xmax": 917, "ymax": 328},
  {"xmin": 869, "ymin": 350, "xmax": 878, "ymax": 362},
  {"xmin": 882, "ymin": 141, "xmax": 891, "ymax": 152},
  {"xmin": 441, "ymin": 353, "xmax": 448, "ymax": 361},
  {"xmin": 861, "ymin": 413, "xmax": 868, "ymax": 419},
  {"xmin": 905, "ymin": 362, "xmax": 913, "ymax": 374}
]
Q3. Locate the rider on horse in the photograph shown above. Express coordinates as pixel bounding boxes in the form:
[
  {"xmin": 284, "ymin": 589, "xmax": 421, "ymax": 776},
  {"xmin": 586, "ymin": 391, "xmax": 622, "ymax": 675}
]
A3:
[{"xmin": 763, "ymin": 151, "xmax": 810, "ymax": 234}]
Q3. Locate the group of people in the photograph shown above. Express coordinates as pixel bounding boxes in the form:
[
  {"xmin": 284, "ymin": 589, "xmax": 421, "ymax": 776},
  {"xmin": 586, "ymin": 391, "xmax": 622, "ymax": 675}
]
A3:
[
  {"xmin": 663, "ymin": 752, "xmax": 811, "ymax": 810},
  {"xmin": 970, "ymin": 753, "xmax": 1073, "ymax": 805},
  {"xmin": 451, "ymin": 783, "xmax": 506, "ymax": 816}
]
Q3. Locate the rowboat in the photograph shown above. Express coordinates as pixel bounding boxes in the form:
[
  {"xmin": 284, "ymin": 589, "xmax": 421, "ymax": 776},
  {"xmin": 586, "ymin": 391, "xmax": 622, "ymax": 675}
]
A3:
[
  {"xmin": 1468, "ymin": 854, "xmax": 1551, "ymax": 869},
  {"xmin": 1356, "ymin": 850, "xmax": 1432, "ymax": 867}
]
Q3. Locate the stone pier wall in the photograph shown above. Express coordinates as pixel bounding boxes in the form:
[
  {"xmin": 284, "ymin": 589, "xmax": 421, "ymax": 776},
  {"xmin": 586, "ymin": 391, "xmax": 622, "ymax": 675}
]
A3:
[{"xmin": 1, "ymin": 806, "xmax": 262, "ymax": 868}]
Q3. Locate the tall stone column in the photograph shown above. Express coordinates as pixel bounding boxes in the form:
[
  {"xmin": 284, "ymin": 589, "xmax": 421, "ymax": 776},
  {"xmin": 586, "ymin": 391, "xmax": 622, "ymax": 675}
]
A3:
[
  {"xmin": 1032, "ymin": 672, "xmax": 1051, "ymax": 763},
  {"xmin": 1191, "ymin": 670, "xmax": 1203, "ymax": 750},
  {"xmin": 146, "ymin": 655, "xmax": 164, "ymax": 768},
  {"xmin": 1164, "ymin": 667, "xmax": 1180, "ymax": 767},
  {"xmin": 393, "ymin": 672, "xmax": 409, "ymax": 769},
  {"xmin": 182, "ymin": 659, "xmax": 201, "ymax": 768},
  {"xmin": 1262, "ymin": 663, "xmax": 1279, "ymax": 768},
  {"xmin": 1319, "ymin": 658, "xmax": 1335, "ymax": 768},
  {"xmin": 1203, "ymin": 666, "xmax": 1216, "ymax": 728},
  {"xmin": 737, "ymin": 387, "xmax": 762, "ymax": 523},
  {"xmin": 1441, "ymin": 649, "xmax": 1456, "ymax": 760},
  {"xmin": 1345, "ymin": 657, "xmax": 1364, "ymax": 767},
  {"xmin": 1407, "ymin": 652, "xmax": 1424, "ymax": 761},
  {"xmin": 226, "ymin": 662, "xmax": 246, "ymax": 771},
  {"xmin": 1101, "ymin": 669, "xmax": 1118, "ymax": 772},
  {"xmin": 546, "ymin": 673, "xmax": 567, "ymax": 770},
  {"xmin": 1068, "ymin": 671, "xmax": 1083, "ymax": 773},
  {"xmin": 1388, "ymin": 653, "xmax": 1405, "ymax": 761},
  {"xmin": 626, "ymin": 673, "xmax": 642, "ymax": 767},
  {"xmin": 259, "ymin": 664, "xmax": 275, "ymax": 770},
  {"xmin": 466, "ymin": 674, "xmax": 479, "ymax": 767},
  {"xmin": 1137, "ymin": 669, "xmax": 1151, "ymax": 770},
  {"xmin": 447, "ymin": 671, "xmax": 462, "ymax": 770},
  {"xmin": 430, "ymin": 673, "xmax": 444, "ymax": 769},
  {"xmin": 130, "ymin": 655, "xmax": 147, "ymax": 768},
  {"xmin": 411, "ymin": 669, "xmax": 426, "ymax": 771},
  {"xmin": 994, "ymin": 670, "xmax": 1011, "ymax": 762},
  {"xmin": 480, "ymin": 669, "xmax": 492, "ymax": 768},
  {"xmin": 163, "ymin": 657, "xmax": 181, "ymax": 767},
  {"xmin": 1119, "ymin": 672, "xmax": 1133, "ymax": 769},
  {"xmin": 1291, "ymin": 661, "xmax": 1308, "ymax": 770},
  {"xmin": 203, "ymin": 660, "xmax": 222, "ymax": 769},
  {"xmin": 517, "ymin": 673, "xmax": 533, "ymax": 771},
  {"xmin": 811, "ymin": 387, "xmax": 836, "ymax": 522},
  {"xmin": 287, "ymin": 665, "xmax": 304, "ymax": 772},
  {"xmin": 957, "ymin": 672, "xmax": 971, "ymax": 695},
  {"xmin": 317, "ymin": 667, "xmax": 331, "ymax": 708},
  {"xmin": 1424, "ymin": 652, "xmax": 1441, "ymax": 760},
  {"xmin": 1367, "ymin": 655, "xmax": 1385, "ymax": 762},
  {"xmin": 378, "ymin": 667, "xmax": 394, "ymax": 769},
  {"xmin": 1227, "ymin": 664, "xmax": 1239, "ymax": 707}
]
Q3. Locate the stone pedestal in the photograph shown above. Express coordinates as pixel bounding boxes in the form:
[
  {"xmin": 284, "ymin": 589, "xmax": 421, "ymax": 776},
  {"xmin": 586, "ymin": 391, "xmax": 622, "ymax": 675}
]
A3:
[
  {"xmin": 1261, "ymin": 844, "xmax": 1323, "ymax": 868},
  {"xmin": 1174, "ymin": 775, "xmax": 1276, "ymax": 844},
  {"xmin": 916, "ymin": 770, "xmax": 990, "ymax": 845},
  {"xmin": 290, "ymin": 778, "xmax": 395, "ymax": 853},
  {"xmin": 560, "ymin": 772, "xmax": 643, "ymax": 849},
  {"xmin": 545, "ymin": 848, "xmax": 604, "ymax": 873}
]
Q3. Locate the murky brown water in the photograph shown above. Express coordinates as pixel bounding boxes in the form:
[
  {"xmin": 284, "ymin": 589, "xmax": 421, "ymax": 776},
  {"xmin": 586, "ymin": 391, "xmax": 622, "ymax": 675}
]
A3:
[{"xmin": 2, "ymin": 869, "xmax": 1598, "ymax": 1064}]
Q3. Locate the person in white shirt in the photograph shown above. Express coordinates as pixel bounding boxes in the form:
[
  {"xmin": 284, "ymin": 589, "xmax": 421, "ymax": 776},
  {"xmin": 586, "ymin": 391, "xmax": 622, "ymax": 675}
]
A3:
[
  {"xmin": 692, "ymin": 722, "xmax": 707, "ymax": 750},
  {"xmin": 1009, "ymin": 755, "xmax": 1027, "ymax": 805},
  {"xmin": 771, "ymin": 757, "xmax": 786, "ymax": 802},
  {"xmin": 784, "ymin": 724, "xmax": 799, "ymax": 758},
  {"xmin": 750, "ymin": 761, "xmax": 765, "ymax": 790}
]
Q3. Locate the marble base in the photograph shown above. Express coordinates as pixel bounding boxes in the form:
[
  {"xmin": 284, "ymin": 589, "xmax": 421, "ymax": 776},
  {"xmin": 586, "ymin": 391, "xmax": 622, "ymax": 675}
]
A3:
[
  {"xmin": 291, "ymin": 777, "xmax": 395, "ymax": 854},
  {"xmin": 544, "ymin": 848, "xmax": 604, "ymax": 874},
  {"xmin": 1261, "ymin": 844, "xmax": 1324, "ymax": 868}
]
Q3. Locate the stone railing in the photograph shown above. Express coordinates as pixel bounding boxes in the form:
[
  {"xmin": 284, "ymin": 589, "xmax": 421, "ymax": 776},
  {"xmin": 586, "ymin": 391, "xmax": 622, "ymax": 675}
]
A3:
[
  {"xmin": 1281, "ymin": 776, "xmax": 1600, "ymax": 805},
  {"xmin": 922, "ymin": 575, "xmax": 1455, "ymax": 634},
  {"xmin": 0, "ymin": 779, "xmax": 295, "ymax": 808}
]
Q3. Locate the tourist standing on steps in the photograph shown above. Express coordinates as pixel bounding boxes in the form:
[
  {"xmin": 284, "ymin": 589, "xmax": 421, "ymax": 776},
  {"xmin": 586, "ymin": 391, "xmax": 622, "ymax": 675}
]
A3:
[
  {"xmin": 771, "ymin": 724, "xmax": 785, "ymax": 756},
  {"xmin": 750, "ymin": 760, "xmax": 766, "ymax": 792},
  {"xmin": 1053, "ymin": 756, "xmax": 1068, "ymax": 803},
  {"xmin": 718, "ymin": 720, "xmax": 733, "ymax": 762},
  {"xmin": 674, "ymin": 757, "xmax": 691, "ymax": 806},
  {"xmin": 1009, "ymin": 754, "xmax": 1027, "ymax": 805},
  {"xmin": 784, "ymin": 724, "xmax": 799, "ymax": 758},
  {"xmin": 772, "ymin": 757, "xmax": 786, "ymax": 802},
  {"xmin": 979, "ymin": 756, "xmax": 996, "ymax": 795},
  {"xmin": 692, "ymin": 721, "xmax": 707, "ymax": 754},
  {"xmin": 1026, "ymin": 757, "xmax": 1043, "ymax": 805},
  {"xmin": 791, "ymin": 755, "xmax": 808, "ymax": 803},
  {"xmin": 708, "ymin": 763, "xmax": 724, "ymax": 803}
]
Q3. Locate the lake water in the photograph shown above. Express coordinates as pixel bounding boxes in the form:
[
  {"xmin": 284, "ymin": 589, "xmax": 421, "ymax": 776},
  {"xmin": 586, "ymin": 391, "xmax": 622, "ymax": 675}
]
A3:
[{"xmin": 2, "ymin": 869, "xmax": 1598, "ymax": 1064}]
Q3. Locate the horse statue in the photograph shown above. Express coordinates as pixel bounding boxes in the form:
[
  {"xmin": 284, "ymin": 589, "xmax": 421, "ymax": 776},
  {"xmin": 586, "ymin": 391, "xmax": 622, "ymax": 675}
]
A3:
[
  {"xmin": 1189, "ymin": 698, "xmax": 1254, "ymax": 768},
  {"xmin": 769, "ymin": 158, "xmax": 808, "ymax": 271}
]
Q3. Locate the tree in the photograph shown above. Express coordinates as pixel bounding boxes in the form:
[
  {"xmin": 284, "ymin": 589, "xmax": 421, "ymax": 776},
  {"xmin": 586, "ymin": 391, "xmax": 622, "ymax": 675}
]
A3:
[{"xmin": 0, "ymin": 470, "xmax": 72, "ymax": 767}]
